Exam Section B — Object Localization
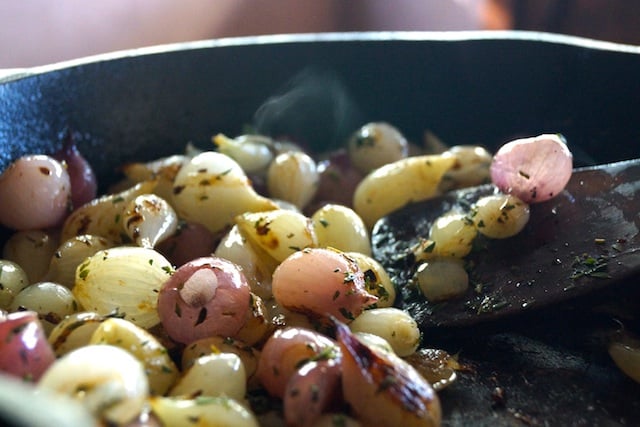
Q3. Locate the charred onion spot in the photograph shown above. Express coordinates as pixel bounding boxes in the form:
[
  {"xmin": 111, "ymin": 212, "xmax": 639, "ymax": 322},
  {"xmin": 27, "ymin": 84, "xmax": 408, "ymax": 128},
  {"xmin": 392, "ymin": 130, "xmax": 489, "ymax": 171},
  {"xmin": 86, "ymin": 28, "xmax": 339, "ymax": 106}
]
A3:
[
  {"xmin": 336, "ymin": 320, "xmax": 434, "ymax": 415},
  {"xmin": 255, "ymin": 219, "xmax": 271, "ymax": 235}
]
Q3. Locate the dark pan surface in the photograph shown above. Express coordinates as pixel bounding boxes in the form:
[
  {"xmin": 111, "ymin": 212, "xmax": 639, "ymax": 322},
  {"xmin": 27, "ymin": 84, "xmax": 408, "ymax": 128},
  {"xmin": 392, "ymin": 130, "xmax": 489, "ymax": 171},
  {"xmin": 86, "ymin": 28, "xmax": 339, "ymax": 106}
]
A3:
[
  {"xmin": 1, "ymin": 32, "xmax": 640, "ymax": 425},
  {"xmin": 372, "ymin": 159, "xmax": 640, "ymax": 327}
]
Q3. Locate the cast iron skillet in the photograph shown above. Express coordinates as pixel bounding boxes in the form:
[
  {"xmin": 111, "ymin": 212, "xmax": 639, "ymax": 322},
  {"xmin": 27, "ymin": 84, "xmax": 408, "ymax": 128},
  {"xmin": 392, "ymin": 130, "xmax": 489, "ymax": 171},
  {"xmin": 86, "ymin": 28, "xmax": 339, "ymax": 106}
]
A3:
[{"xmin": 1, "ymin": 31, "xmax": 640, "ymax": 426}]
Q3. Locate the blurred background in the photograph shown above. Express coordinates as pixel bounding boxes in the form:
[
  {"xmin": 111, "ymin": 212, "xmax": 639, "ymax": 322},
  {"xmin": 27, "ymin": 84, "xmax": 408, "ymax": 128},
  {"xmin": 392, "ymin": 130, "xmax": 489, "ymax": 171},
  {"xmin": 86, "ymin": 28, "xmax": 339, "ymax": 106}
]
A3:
[{"xmin": 1, "ymin": 0, "xmax": 639, "ymax": 68}]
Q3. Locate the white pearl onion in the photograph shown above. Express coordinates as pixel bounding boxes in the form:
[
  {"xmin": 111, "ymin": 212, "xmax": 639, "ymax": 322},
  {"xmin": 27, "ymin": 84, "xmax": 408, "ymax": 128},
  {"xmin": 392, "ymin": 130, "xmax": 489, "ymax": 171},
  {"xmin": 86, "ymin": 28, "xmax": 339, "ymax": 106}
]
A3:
[
  {"xmin": 428, "ymin": 211, "xmax": 477, "ymax": 258},
  {"xmin": 169, "ymin": 352, "xmax": 247, "ymax": 401},
  {"xmin": 235, "ymin": 210, "xmax": 318, "ymax": 263},
  {"xmin": 349, "ymin": 307, "xmax": 421, "ymax": 357},
  {"xmin": 122, "ymin": 194, "xmax": 178, "ymax": 248},
  {"xmin": 471, "ymin": 193, "xmax": 530, "ymax": 239},
  {"xmin": 61, "ymin": 180, "xmax": 158, "ymax": 244},
  {"xmin": 38, "ymin": 344, "xmax": 149, "ymax": 425},
  {"xmin": 267, "ymin": 151, "xmax": 319, "ymax": 210},
  {"xmin": 0, "ymin": 259, "xmax": 29, "ymax": 310},
  {"xmin": 609, "ymin": 338, "xmax": 640, "ymax": 384},
  {"xmin": 348, "ymin": 122, "xmax": 409, "ymax": 174},
  {"xmin": 182, "ymin": 336, "xmax": 260, "ymax": 387},
  {"xmin": 213, "ymin": 133, "xmax": 275, "ymax": 175},
  {"xmin": 171, "ymin": 151, "xmax": 278, "ymax": 235},
  {"xmin": 121, "ymin": 154, "xmax": 189, "ymax": 202},
  {"xmin": 3, "ymin": 230, "xmax": 59, "ymax": 284},
  {"xmin": 48, "ymin": 311, "xmax": 106, "ymax": 357},
  {"xmin": 150, "ymin": 395, "xmax": 259, "ymax": 427},
  {"xmin": 353, "ymin": 153, "xmax": 456, "ymax": 229},
  {"xmin": 416, "ymin": 257, "xmax": 469, "ymax": 302},
  {"xmin": 9, "ymin": 281, "xmax": 79, "ymax": 333},
  {"xmin": 72, "ymin": 246, "xmax": 174, "ymax": 329},
  {"xmin": 45, "ymin": 235, "xmax": 115, "ymax": 289},
  {"xmin": 440, "ymin": 145, "xmax": 493, "ymax": 191},
  {"xmin": 215, "ymin": 225, "xmax": 279, "ymax": 300},
  {"xmin": 354, "ymin": 332, "xmax": 395, "ymax": 355},
  {"xmin": 89, "ymin": 317, "xmax": 178, "ymax": 396},
  {"xmin": 345, "ymin": 251, "xmax": 396, "ymax": 308},
  {"xmin": 312, "ymin": 204, "xmax": 371, "ymax": 256}
]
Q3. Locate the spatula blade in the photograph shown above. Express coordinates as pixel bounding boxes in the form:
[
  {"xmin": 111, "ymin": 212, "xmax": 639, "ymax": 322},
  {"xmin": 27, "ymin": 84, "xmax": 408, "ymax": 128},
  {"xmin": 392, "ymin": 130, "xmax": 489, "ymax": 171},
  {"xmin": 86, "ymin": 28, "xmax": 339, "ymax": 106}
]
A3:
[{"xmin": 372, "ymin": 159, "xmax": 640, "ymax": 327}]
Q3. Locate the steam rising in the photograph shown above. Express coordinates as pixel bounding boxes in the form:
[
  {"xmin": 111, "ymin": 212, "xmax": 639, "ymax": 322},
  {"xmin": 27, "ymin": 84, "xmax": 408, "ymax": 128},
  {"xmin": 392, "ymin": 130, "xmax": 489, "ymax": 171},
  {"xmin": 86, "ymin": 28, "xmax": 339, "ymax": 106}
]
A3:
[{"xmin": 253, "ymin": 67, "xmax": 363, "ymax": 152}]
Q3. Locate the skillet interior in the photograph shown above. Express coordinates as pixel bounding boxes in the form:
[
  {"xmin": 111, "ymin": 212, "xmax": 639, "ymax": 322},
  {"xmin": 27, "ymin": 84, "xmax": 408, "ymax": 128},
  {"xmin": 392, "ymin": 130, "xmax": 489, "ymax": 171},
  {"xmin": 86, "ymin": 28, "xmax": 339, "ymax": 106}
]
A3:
[{"xmin": 1, "ymin": 32, "xmax": 640, "ymax": 425}]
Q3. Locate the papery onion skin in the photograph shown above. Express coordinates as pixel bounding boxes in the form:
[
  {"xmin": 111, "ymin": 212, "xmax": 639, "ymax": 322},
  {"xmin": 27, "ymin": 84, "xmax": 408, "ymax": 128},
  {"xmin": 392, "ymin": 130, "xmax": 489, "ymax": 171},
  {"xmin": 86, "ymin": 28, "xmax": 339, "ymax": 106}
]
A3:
[
  {"xmin": 271, "ymin": 248, "xmax": 377, "ymax": 324},
  {"xmin": 404, "ymin": 348, "xmax": 460, "ymax": 392},
  {"xmin": 0, "ymin": 310, "xmax": 56, "ymax": 381},
  {"xmin": 490, "ymin": 134, "xmax": 573, "ymax": 203},
  {"xmin": 255, "ymin": 326, "xmax": 337, "ymax": 399},
  {"xmin": 157, "ymin": 256, "xmax": 251, "ymax": 344},
  {"xmin": 0, "ymin": 155, "xmax": 71, "ymax": 230}
]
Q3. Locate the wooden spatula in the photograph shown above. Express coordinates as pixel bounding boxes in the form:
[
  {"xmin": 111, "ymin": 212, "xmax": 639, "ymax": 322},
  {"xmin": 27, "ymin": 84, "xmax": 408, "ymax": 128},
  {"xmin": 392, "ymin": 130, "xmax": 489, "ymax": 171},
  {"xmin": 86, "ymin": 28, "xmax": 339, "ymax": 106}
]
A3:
[{"xmin": 371, "ymin": 158, "xmax": 640, "ymax": 328}]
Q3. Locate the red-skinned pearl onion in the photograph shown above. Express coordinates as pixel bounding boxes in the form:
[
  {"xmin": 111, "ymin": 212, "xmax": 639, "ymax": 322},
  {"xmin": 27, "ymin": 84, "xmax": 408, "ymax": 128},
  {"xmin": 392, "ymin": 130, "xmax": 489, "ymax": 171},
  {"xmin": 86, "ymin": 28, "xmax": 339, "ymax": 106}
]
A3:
[
  {"xmin": 53, "ymin": 138, "xmax": 97, "ymax": 209},
  {"xmin": 490, "ymin": 134, "xmax": 573, "ymax": 203},
  {"xmin": 272, "ymin": 248, "xmax": 378, "ymax": 324},
  {"xmin": 255, "ymin": 327, "xmax": 337, "ymax": 398},
  {"xmin": 157, "ymin": 256, "xmax": 251, "ymax": 344},
  {"xmin": 0, "ymin": 155, "xmax": 71, "ymax": 230}
]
